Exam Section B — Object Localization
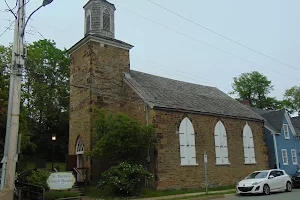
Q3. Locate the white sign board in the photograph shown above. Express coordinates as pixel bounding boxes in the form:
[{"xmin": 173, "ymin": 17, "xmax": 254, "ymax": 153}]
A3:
[
  {"xmin": 47, "ymin": 172, "xmax": 76, "ymax": 190},
  {"xmin": 204, "ymin": 154, "xmax": 208, "ymax": 163}
]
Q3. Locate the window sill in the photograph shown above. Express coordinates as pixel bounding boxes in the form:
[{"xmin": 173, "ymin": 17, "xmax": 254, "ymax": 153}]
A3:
[
  {"xmin": 293, "ymin": 163, "xmax": 298, "ymax": 165},
  {"xmin": 215, "ymin": 163, "xmax": 230, "ymax": 166},
  {"xmin": 244, "ymin": 162, "xmax": 257, "ymax": 165},
  {"xmin": 283, "ymin": 163, "xmax": 289, "ymax": 165},
  {"xmin": 180, "ymin": 164, "xmax": 199, "ymax": 167}
]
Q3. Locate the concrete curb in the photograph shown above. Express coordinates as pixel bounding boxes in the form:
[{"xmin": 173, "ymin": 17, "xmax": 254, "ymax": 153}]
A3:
[{"xmin": 136, "ymin": 189, "xmax": 236, "ymax": 200}]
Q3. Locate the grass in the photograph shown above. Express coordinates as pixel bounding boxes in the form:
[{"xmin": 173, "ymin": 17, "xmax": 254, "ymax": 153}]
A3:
[
  {"xmin": 25, "ymin": 161, "xmax": 66, "ymax": 171},
  {"xmin": 45, "ymin": 191, "xmax": 80, "ymax": 200},
  {"xmin": 86, "ymin": 185, "xmax": 236, "ymax": 199},
  {"xmin": 168, "ymin": 191, "xmax": 236, "ymax": 200}
]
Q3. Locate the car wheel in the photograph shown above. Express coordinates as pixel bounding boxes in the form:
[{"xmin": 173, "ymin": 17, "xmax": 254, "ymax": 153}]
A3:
[
  {"xmin": 263, "ymin": 184, "xmax": 270, "ymax": 195},
  {"xmin": 286, "ymin": 181, "xmax": 292, "ymax": 192}
]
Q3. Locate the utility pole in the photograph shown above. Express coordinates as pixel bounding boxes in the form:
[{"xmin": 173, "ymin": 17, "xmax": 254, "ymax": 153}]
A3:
[
  {"xmin": 0, "ymin": 0, "xmax": 53, "ymax": 194},
  {"xmin": 3, "ymin": 0, "xmax": 25, "ymax": 190}
]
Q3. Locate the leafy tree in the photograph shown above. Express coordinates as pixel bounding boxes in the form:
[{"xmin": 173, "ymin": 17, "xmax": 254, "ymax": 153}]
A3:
[
  {"xmin": 0, "ymin": 45, "xmax": 10, "ymax": 148},
  {"xmin": 23, "ymin": 39, "xmax": 70, "ymax": 161},
  {"xmin": 231, "ymin": 71, "xmax": 279, "ymax": 109},
  {"xmin": 0, "ymin": 40, "xmax": 69, "ymax": 162},
  {"xmin": 90, "ymin": 109, "xmax": 156, "ymax": 164},
  {"xmin": 283, "ymin": 86, "xmax": 300, "ymax": 115}
]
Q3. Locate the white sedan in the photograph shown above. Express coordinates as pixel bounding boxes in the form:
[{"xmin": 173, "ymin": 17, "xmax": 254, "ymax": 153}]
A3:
[{"xmin": 236, "ymin": 169, "xmax": 292, "ymax": 195}]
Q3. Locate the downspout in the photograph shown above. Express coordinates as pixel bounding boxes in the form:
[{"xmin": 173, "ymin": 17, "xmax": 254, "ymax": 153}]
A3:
[
  {"xmin": 146, "ymin": 105, "xmax": 150, "ymax": 162},
  {"xmin": 273, "ymin": 133, "xmax": 279, "ymax": 169},
  {"xmin": 145, "ymin": 105, "xmax": 150, "ymax": 187}
]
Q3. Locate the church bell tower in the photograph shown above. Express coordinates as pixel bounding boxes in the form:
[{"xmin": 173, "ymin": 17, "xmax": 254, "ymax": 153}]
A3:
[{"xmin": 84, "ymin": 0, "xmax": 116, "ymax": 38}]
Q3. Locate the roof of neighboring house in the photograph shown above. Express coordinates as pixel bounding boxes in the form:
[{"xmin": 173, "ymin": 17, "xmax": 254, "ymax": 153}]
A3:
[
  {"xmin": 248, "ymin": 107, "xmax": 281, "ymax": 133},
  {"xmin": 124, "ymin": 70, "xmax": 264, "ymax": 121},
  {"xmin": 291, "ymin": 117, "xmax": 300, "ymax": 136},
  {"xmin": 260, "ymin": 109, "xmax": 286, "ymax": 133}
]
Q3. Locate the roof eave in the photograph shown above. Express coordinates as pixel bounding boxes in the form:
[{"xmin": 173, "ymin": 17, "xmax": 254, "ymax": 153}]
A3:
[
  {"xmin": 152, "ymin": 106, "xmax": 264, "ymax": 122},
  {"xmin": 67, "ymin": 35, "xmax": 133, "ymax": 55}
]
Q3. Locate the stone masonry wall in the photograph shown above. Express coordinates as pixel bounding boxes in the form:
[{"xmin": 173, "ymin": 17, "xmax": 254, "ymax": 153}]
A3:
[
  {"xmin": 152, "ymin": 110, "xmax": 268, "ymax": 190},
  {"xmin": 69, "ymin": 42, "xmax": 94, "ymax": 171}
]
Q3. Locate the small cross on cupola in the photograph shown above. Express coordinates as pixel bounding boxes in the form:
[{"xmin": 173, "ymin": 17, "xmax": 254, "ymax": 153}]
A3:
[{"xmin": 83, "ymin": 0, "xmax": 116, "ymax": 38}]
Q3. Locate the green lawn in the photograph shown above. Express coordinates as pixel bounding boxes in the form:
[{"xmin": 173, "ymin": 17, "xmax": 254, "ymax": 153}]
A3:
[
  {"xmin": 25, "ymin": 161, "xmax": 66, "ymax": 172},
  {"xmin": 86, "ymin": 185, "xmax": 236, "ymax": 199}
]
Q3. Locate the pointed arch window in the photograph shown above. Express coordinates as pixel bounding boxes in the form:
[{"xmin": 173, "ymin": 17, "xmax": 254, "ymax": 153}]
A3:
[
  {"xmin": 103, "ymin": 9, "xmax": 110, "ymax": 31},
  {"xmin": 76, "ymin": 136, "xmax": 84, "ymax": 155},
  {"xmin": 243, "ymin": 123, "xmax": 256, "ymax": 164},
  {"xmin": 214, "ymin": 121, "xmax": 229, "ymax": 164},
  {"xmin": 179, "ymin": 117, "xmax": 197, "ymax": 165},
  {"xmin": 85, "ymin": 10, "xmax": 91, "ymax": 34}
]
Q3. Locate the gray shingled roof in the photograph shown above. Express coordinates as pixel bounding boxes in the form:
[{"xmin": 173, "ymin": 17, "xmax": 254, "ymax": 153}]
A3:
[
  {"xmin": 291, "ymin": 117, "xmax": 300, "ymax": 135},
  {"xmin": 249, "ymin": 107, "xmax": 283, "ymax": 133},
  {"xmin": 260, "ymin": 109, "xmax": 285, "ymax": 133},
  {"xmin": 124, "ymin": 70, "xmax": 264, "ymax": 121}
]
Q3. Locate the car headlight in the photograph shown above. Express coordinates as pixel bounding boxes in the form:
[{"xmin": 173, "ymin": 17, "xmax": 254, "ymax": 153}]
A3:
[{"xmin": 252, "ymin": 181, "xmax": 262, "ymax": 185}]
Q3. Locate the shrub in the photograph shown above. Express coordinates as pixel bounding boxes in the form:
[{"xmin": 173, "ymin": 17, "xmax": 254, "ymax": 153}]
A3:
[
  {"xmin": 98, "ymin": 162, "xmax": 153, "ymax": 195},
  {"xmin": 45, "ymin": 191, "xmax": 80, "ymax": 200},
  {"xmin": 26, "ymin": 169, "xmax": 50, "ymax": 190}
]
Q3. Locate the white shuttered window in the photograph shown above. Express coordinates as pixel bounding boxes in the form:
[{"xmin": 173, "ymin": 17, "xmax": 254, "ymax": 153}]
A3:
[
  {"xmin": 179, "ymin": 117, "xmax": 197, "ymax": 165},
  {"xmin": 291, "ymin": 149, "xmax": 298, "ymax": 165},
  {"xmin": 282, "ymin": 149, "xmax": 289, "ymax": 165},
  {"xmin": 243, "ymin": 124, "xmax": 256, "ymax": 164},
  {"xmin": 214, "ymin": 121, "xmax": 229, "ymax": 164}
]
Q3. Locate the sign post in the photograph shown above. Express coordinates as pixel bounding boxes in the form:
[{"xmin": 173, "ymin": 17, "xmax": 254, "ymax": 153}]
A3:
[{"xmin": 204, "ymin": 151, "xmax": 208, "ymax": 194}]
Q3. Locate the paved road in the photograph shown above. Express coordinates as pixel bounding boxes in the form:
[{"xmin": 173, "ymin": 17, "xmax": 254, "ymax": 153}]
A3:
[{"xmin": 219, "ymin": 188, "xmax": 300, "ymax": 200}]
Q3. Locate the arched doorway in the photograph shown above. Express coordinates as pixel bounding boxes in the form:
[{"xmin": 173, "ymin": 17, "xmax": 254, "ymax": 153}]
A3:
[{"xmin": 75, "ymin": 136, "xmax": 84, "ymax": 182}]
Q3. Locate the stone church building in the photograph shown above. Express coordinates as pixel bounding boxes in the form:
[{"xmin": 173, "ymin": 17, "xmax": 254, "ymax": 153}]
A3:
[{"xmin": 68, "ymin": 0, "xmax": 268, "ymax": 190}]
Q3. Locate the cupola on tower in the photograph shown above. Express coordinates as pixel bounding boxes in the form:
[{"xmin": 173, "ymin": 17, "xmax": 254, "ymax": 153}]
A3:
[{"xmin": 84, "ymin": 0, "xmax": 116, "ymax": 38}]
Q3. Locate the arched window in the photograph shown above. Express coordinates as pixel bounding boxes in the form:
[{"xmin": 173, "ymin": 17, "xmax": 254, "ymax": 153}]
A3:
[
  {"xmin": 179, "ymin": 117, "xmax": 197, "ymax": 165},
  {"xmin": 76, "ymin": 136, "xmax": 84, "ymax": 155},
  {"xmin": 243, "ymin": 123, "xmax": 256, "ymax": 164},
  {"xmin": 214, "ymin": 121, "xmax": 229, "ymax": 164},
  {"xmin": 103, "ymin": 9, "xmax": 110, "ymax": 31},
  {"xmin": 85, "ymin": 10, "xmax": 91, "ymax": 34}
]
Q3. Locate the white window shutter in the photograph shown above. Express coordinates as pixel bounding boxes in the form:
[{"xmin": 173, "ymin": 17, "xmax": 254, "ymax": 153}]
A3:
[
  {"xmin": 248, "ymin": 131, "xmax": 256, "ymax": 163},
  {"xmin": 179, "ymin": 118, "xmax": 187, "ymax": 165},
  {"xmin": 220, "ymin": 122, "xmax": 229, "ymax": 164},
  {"xmin": 187, "ymin": 119, "xmax": 196, "ymax": 164},
  {"xmin": 243, "ymin": 124, "xmax": 255, "ymax": 164},
  {"xmin": 179, "ymin": 117, "xmax": 196, "ymax": 165},
  {"xmin": 214, "ymin": 121, "xmax": 222, "ymax": 164}
]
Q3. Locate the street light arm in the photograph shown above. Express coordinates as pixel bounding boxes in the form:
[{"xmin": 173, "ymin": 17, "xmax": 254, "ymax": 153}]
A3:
[{"xmin": 22, "ymin": 5, "xmax": 43, "ymax": 36}]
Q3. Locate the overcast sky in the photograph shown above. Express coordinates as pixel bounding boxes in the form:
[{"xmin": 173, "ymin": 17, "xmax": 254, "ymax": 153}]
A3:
[{"xmin": 0, "ymin": 0, "xmax": 299, "ymax": 99}]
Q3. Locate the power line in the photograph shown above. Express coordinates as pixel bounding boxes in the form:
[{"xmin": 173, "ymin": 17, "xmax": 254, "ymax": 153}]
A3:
[
  {"xmin": 114, "ymin": 3, "xmax": 300, "ymax": 81},
  {"xmin": 146, "ymin": 0, "xmax": 300, "ymax": 72},
  {"xmin": 0, "ymin": 20, "xmax": 14, "ymax": 38}
]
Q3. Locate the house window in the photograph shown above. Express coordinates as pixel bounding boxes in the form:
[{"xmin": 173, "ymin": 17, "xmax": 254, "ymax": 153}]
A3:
[
  {"xmin": 103, "ymin": 9, "xmax": 110, "ymax": 31},
  {"xmin": 282, "ymin": 149, "xmax": 288, "ymax": 165},
  {"xmin": 179, "ymin": 117, "xmax": 197, "ymax": 165},
  {"xmin": 76, "ymin": 136, "xmax": 84, "ymax": 155},
  {"xmin": 291, "ymin": 149, "xmax": 298, "ymax": 165},
  {"xmin": 243, "ymin": 123, "xmax": 256, "ymax": 164},
  {"xmin": 283, "ymin": 124, "xmax": 290, "ymax": 139},
  {"xmin": 85, "ymin": 10, "xmax": 91, "ymax": 34},
  {"xmin": 214, "ymin": 121, "xmax": 229, "ymax": 165}
]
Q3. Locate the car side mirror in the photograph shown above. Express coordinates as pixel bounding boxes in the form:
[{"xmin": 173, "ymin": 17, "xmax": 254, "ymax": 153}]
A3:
[{"xmin": 269, "ymin": 175, "xmax": 275, "ymax": 179}]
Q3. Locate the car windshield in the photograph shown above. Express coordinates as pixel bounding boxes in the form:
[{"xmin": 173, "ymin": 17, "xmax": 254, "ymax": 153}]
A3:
[{"xmin": 246, "ymin": 171, "xmax": 268, "ymax": 179}]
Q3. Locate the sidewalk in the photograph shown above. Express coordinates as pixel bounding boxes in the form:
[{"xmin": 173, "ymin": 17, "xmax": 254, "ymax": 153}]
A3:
[{"xmin": 82, "ymin": 189, "xmax": 236, "ymax": 200}]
